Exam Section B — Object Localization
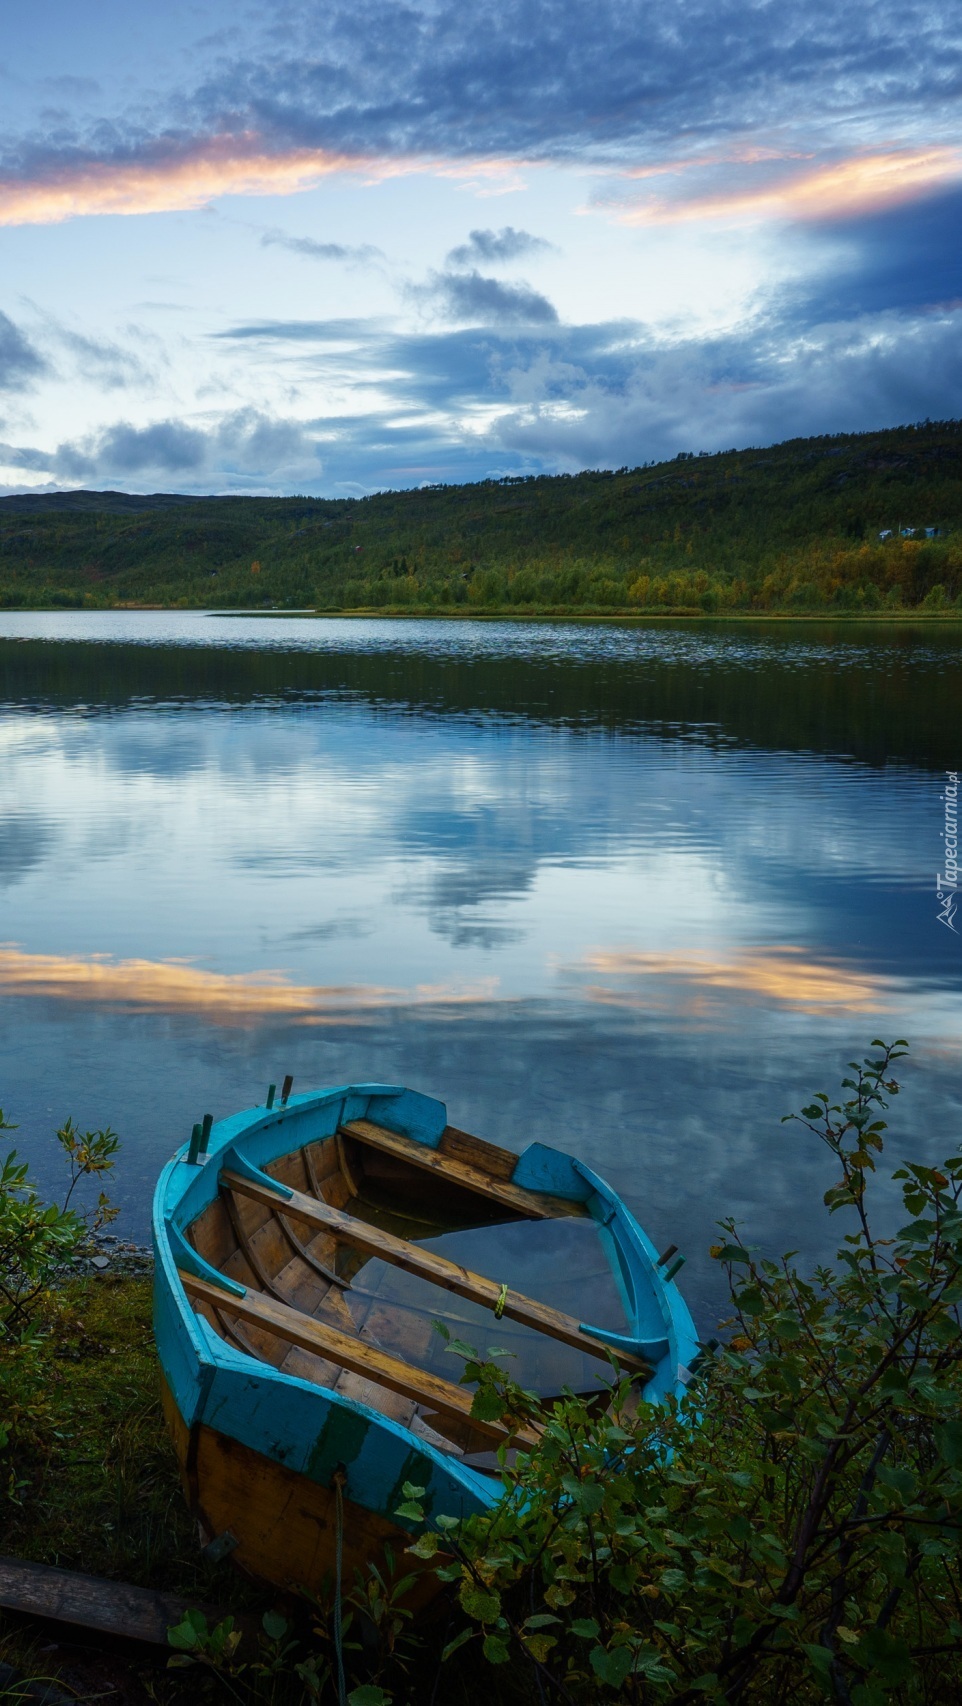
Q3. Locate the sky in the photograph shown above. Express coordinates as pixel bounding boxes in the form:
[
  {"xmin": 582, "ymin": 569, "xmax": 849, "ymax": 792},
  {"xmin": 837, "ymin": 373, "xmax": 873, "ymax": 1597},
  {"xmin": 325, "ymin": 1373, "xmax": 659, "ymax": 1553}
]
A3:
[{"xmin": 0, "ymin": 0, "xmax": 960, "ymax": 496}]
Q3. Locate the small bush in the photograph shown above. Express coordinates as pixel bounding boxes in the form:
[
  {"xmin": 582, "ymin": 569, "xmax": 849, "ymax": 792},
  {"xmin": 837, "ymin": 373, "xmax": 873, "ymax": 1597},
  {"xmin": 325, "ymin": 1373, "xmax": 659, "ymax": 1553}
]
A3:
[{"xmin": 0, "ymin": 1109, "xmax": 118, "ymax": 1464}]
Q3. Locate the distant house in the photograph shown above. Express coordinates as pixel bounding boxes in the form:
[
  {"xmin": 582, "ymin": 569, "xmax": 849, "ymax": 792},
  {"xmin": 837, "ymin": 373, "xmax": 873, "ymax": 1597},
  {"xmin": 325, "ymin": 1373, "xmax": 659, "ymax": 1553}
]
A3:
[{"xmin": 878, "ymin": 529, "xmax": 893, "ymax": 540}]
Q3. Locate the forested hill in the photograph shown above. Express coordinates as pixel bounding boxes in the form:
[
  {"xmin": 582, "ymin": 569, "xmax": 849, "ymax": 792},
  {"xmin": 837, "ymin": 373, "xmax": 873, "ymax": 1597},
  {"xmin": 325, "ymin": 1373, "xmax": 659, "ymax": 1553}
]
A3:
[{"xmin": 2, "ymin": 419, "xmax": 961, "ymax": 615}]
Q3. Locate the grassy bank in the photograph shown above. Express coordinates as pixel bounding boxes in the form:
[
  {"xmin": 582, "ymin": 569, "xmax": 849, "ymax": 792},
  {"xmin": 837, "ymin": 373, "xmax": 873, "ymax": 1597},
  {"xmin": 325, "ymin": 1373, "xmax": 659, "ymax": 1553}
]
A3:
[
  {"xmin": 0, "ymin": 1274, "xmax": 257, "ymax": 1703},
  {"xmin": 1, "ymin": 420, "xmax": 960, "ymax": 616},
  {"xmin": 1, "ymin": 1273, "xmax": 223, "ymax": 1594}
]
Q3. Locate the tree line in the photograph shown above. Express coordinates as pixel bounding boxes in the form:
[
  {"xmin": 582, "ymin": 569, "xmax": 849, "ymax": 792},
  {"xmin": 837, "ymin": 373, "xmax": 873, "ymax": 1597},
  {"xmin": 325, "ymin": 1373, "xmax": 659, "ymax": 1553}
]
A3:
[{"xmin": 1, "ymin": 420, "xmax": 960, "ymax": 615}]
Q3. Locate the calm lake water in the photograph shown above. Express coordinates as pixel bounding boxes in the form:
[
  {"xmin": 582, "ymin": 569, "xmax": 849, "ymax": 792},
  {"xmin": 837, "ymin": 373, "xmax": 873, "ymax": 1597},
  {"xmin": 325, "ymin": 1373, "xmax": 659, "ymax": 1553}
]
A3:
[{"xmin": 2, "ymin": 612, "xmax": 961, "ymax": 1329}]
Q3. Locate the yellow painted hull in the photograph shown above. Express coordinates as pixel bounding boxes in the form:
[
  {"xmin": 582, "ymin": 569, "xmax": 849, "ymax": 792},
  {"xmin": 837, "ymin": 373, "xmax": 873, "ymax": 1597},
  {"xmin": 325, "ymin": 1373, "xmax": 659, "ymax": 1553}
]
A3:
[{"xmin": 160, "ymin": 1377, "xmax": 441, "ymax": 1604}]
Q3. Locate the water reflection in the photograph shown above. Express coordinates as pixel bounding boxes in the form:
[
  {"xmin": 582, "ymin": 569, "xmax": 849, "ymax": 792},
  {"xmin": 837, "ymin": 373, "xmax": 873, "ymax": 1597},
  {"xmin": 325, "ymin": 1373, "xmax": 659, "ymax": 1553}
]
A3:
[
  {"xmin": 1, "ymin": 613, "xmax": 960, "ymax": 1326},
  {"xmin": 0, "ymin": 704, "xmax": 950, "ymax": 985}
]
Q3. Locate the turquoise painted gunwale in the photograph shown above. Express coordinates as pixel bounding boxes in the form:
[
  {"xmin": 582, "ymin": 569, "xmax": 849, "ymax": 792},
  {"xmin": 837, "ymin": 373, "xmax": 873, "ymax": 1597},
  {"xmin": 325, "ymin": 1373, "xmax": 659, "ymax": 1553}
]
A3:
[{"xmin": 152, "ymin": 1083, "xmax": 699, "ymax": 1533}]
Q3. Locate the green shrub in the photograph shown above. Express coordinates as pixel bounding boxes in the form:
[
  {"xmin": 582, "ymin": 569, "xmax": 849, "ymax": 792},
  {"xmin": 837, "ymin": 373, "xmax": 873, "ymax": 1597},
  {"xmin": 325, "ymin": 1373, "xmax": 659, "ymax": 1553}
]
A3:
[
  {"xmin": 0, "ymin": 1109, "xmax": 118, "ymax": 1466},
  {"xmin": 404, "ymin": 1042, "xmax": 962, "ymax": 1702}
]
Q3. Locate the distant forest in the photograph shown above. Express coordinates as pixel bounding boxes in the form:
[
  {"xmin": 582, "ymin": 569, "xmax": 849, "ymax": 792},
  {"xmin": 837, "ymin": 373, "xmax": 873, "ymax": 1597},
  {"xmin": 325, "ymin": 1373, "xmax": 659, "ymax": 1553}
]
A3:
[{"xmin": 1, "ymin": 420, "xmax": 961, "ymax": 615}]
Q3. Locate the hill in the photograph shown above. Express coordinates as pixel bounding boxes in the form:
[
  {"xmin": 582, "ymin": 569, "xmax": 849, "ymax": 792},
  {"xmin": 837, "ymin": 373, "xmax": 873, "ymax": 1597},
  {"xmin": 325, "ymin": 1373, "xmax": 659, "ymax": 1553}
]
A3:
[{"xmin": 1, "ymin": 420, "xmax": 961, "ymax": 614}]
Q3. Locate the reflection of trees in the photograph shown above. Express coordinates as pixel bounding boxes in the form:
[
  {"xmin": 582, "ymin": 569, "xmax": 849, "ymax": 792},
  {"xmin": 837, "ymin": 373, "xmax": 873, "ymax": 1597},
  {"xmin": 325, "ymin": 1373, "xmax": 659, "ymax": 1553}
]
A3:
[{"xmin": 2, "ymin": 632, "xmax": 957, "ymax": 769}]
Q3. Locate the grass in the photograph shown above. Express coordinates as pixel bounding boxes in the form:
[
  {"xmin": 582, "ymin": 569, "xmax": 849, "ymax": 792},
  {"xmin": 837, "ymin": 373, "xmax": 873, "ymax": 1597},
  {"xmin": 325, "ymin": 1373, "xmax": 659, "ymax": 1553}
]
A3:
[
  {"xmin": 2, "ymin": 1275, "xmax": 223, "ymax": 1595},
  {"xmin": 0, "ymin": 1275, "xmax": 266, "ymax": 1703}
]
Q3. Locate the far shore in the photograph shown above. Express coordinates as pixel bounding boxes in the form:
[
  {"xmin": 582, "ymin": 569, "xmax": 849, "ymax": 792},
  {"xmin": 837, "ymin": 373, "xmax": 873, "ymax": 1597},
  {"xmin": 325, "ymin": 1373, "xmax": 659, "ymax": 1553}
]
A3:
[{"xmin": 5, "ymin": 604, "xmax": 962, "ymax": 624}]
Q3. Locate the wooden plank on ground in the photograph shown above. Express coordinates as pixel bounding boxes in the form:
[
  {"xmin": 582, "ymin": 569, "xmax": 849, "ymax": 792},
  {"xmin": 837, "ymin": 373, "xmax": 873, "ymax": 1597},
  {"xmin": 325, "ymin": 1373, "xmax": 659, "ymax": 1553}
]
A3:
[
  {"xmin": 220, "ymin": 1172, "xmax": 650, "ymax": 1378},
  {"xmin": 180, "ymin": 1270, "xmax": 541, "ymax": 1448},
  {"xmin": 0, "ymin": 1555, "xmax": 207, "ymax": 1645},
  {"xmin": 342, "ymin": 1117, "xmax": 587, "ymax": 1218}
]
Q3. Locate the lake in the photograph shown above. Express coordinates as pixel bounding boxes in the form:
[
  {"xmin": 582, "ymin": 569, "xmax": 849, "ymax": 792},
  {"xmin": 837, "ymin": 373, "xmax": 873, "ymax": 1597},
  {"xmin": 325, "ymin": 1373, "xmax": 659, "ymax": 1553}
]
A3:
[{"xmin": 2, "ymin": 611, "xmax": 960, "ymax": 1330}]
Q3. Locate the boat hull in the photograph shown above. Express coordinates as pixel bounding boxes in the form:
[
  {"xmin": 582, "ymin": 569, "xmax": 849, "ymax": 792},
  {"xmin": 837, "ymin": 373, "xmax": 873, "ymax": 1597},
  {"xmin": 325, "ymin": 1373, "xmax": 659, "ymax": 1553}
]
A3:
[
  {"xmin": 159, "ymin": 1377, "xmax": 441, "ymax": 1602},
  {"xmin": 153, "ymin": 1082, "xmax": 699, "ymax": 1598}
]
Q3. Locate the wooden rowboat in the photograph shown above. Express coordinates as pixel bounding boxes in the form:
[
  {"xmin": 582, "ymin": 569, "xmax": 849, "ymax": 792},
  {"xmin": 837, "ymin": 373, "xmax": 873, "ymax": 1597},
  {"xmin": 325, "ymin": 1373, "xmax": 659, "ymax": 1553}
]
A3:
[{"xmin": 153, "ymin": 1082, "xmax": 698, "ymax": 1598}]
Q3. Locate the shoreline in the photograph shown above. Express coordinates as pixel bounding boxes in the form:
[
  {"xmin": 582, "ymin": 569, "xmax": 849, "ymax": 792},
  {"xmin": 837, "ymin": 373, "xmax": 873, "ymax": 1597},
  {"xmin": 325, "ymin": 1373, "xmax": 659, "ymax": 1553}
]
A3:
[{"xmin": 4, "ymin": 605, "xmax": 962, "ymax": 624}]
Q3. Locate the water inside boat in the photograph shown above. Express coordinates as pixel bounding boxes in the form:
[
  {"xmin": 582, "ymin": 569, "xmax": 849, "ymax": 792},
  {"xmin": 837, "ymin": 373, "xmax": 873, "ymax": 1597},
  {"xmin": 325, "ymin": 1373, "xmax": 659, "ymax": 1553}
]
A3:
[
  {"xmin": 185, "ymin": 1118, "xmax": 638, "ymax": 1469},
  {"xmin": 356, "ymin": 1219, "xmax": 630, "ymax": 1396}
]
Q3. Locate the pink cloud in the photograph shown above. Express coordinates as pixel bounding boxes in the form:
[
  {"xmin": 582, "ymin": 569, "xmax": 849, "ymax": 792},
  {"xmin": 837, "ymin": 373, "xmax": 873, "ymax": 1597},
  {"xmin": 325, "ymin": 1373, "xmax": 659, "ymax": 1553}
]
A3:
[
  {"xmin": 0, "ymin": 134, "xmax": 366, "ymax": 225},
  {"xmin": 0, "ymin": 133, "xmax": 529, "ymax": 226},
  {"xmin": 603, "ymin": 146, "xmax": 962, "ymax": 228}
]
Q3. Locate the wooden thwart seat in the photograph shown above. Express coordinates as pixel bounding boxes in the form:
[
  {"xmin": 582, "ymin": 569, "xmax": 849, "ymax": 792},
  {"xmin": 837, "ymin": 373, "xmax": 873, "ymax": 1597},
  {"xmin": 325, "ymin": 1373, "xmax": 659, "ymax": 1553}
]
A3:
[
  {"xmin": 220, "ymin": 1169, "xmax": 651, "ymax": 1378},
  {"xmin": 179, "ymin": 1270, "xmax": 540, "ymax": 1449},
  {"xmin": 340, "ymin": 1118, "xmax": 587, "ymax": 1219}
]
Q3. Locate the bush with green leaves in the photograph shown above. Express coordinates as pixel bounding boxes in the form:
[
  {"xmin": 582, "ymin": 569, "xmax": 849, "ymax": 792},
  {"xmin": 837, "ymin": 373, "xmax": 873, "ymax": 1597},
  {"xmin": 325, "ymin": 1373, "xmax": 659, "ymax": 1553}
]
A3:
[
  {"xmin": 0, "ymin": 1109, "xmax": 118, "ymax": 1344},
  {"xmin": 401, "ymin": 1040, "xmax": 962, "ymax": 1703},
  {"xmin": 0, "ymin": 1108, "xmax": 119, "ymax": 1463}
]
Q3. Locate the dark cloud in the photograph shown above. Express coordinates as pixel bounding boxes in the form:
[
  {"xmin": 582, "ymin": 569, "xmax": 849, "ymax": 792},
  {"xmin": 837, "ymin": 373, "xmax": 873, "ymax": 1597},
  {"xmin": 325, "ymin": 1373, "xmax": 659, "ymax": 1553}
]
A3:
[
  {"xmin": 478, "ymin": 310, "xmax": 962, "ymax": 471},
  {"xmin": 426, "ymin": 271, "xmax": 558, "ymax": 324},
  {"xmin": 268, "ymin": 300, "xmax": 962, "ymax": 482},
  {"xmin": 4, "ymin": 294, "xmax": 962, "ymax": 495},
  {"xmin": 88, "ymin": 421, "xmax": 207, "ymax": 474},
  {"xmin": 795, "ymin": 186, "xmax": 962, "ymax": 323},
  {"xmin": 0, "ymin": 311, "xmax": 47, "ymax": 390},
  {"xmin": 5, "ymin": 1, "xmax": 959, "ymax": 186},
  {"xmin": 446, "ymin": 227, "xmax": 554, "ymax": 267},
  {"xmin": 261, "ymin": 229, "xmax": 383, "ymax": 263},
  {"xmin": 186, "ymin": 0, "xmax": 962, "ymax": 164},
  {"xmin": 0, "ymin": 409, "xmax": 323, "ymax": 487}
]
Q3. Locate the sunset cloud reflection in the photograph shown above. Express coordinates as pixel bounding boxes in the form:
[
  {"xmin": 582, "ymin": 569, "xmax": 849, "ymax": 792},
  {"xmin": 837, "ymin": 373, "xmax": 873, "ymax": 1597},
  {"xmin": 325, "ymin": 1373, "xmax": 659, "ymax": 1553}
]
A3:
[
  {"xmin": 0, "ymin": 947, "xmax": 498, "ymax": 1025},
  {"xmin": 568, "ymin": 946, "xmax": 898, "ymax": 1018}
]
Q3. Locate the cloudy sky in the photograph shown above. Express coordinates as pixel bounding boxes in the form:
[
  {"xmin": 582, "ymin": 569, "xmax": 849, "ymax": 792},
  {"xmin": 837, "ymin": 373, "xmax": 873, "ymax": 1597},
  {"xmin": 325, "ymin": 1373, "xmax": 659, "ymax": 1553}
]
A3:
[{"xmin": 1, "ymin": 0, "xmax": 960, "ymax": 495}]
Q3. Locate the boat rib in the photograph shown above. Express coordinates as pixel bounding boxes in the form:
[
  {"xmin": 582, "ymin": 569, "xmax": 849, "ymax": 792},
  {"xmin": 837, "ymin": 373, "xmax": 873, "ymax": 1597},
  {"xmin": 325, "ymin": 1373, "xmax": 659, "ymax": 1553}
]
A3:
[
  {"xmin": 275, "ymin": 1213, "xmax": 346, "ymax": 1288},
  {"xmin": 222, "ymin": 1187, "xmax": 291, "ymax": 1304}
]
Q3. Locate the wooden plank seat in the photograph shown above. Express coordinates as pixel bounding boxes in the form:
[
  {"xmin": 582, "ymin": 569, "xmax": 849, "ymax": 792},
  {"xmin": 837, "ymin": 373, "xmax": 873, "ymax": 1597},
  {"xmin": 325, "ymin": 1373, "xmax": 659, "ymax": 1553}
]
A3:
[
  {"xmin": 220, "ymin": 1170, "xmax": 652, "ymax": 1378},
  {"xmin": 179, "ymin": 1271, "xmax": 541, "ymax": 1449},
  {"xmin": 439, "ymin": 1124, "xmax": 521, "ymax": 1179},
  {"xmin": 340, "ymin": 1118, "xmax": 588, "ymax": 1219}
]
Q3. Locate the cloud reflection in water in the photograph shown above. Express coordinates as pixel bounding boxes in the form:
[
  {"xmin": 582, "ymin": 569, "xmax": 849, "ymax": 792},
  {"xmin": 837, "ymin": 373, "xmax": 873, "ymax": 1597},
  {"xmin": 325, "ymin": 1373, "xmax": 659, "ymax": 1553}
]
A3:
[{"xmin": 1, "ymin": 618, "xmax": 960, "ymax": 1302}]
